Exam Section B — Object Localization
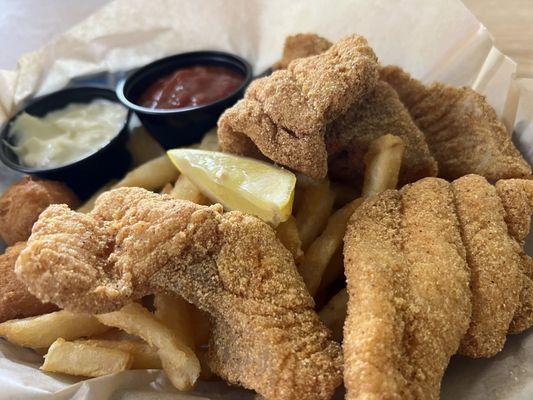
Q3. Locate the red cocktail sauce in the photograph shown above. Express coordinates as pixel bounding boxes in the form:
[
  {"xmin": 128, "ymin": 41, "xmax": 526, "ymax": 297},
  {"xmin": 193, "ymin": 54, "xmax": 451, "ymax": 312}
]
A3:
[{"xmin": 137, "ymin": 65, "xmax": 244, "ymax": 109}]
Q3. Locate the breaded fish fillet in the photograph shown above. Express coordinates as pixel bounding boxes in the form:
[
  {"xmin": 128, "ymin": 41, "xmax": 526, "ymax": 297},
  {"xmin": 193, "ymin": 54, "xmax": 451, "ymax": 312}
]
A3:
[
  {"xmin": 495, "ymin": 179, "xmax": 533, "ymax": 333},
  {"xmin": 0, "ymin": 242, "xmax": 57, "ymax": 322},
  {"xmin": 452, "ymin": 175, "xmax": 523, "ymax": 357},
  {"xmin": 230, "ymin": 34, "xmax": 437, "ymax": 185},
  {"xmin": 273, "ymin": 33, "xmax": 333, "ymax": 70},
  {"xmin": 381, "ymin": 66, "xmax": 531, "ymax": 181},
  {"xmin": 326, "ymin": 81, "xmax": 437, "ymax": 186},
  {"xmin": 16, "ymin": 187, "xmax": 342, "ymax": 400},
  {"xmin": 344, "ymin": 176, "xmax": 533, "ymax": 398},
  {"xmin": 218, "ymin": 34, "xmax": 379, "ymax": 180},
  {"xmin": 344, "ymin": 179, "xmax": 471, "ymax": 399}
]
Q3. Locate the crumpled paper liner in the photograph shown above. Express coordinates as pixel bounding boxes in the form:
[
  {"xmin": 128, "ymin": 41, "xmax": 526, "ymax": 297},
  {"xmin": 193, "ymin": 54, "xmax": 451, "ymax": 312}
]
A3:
[{"xmin": 0, "ymin": 0, "xmax": 532, "ymax": 399}]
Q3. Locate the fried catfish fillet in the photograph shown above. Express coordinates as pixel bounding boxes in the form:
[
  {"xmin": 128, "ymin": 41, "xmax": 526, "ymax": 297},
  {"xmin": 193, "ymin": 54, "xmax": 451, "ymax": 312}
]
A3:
[
  {"xmin": 326, "ymin": 81, "xmax": 438, "ymax": 186},
  {"xmin": 495, "ymin": 179, "xmax": 533, "ymax": 333},
  {"xmin": 0, "ymin": 242, "xmax": 57, "ymax": 322},
  {"xmin": 218, "ymin": 34, "xmax": 379, "ymax": 180},
  {"xmin": 380, "ymin": 66, "xmax": 531, "ymax": 181},
  {"xmin": 452, "ymin": 175, "xmax": 523, "ymax": 357},
  {"xmin": 344, "ymin": 176, "xmax": 533, "ymax": 398},
  {"xmin": 16, "ymin": 187, "xmax": 342, "ymax": 400},
  {"xmin": 273, "ymin": 33, "xmax": 333, "ymax": 70},
  {"xmin": 344, "ymin": 179, "xmax": 471, "ymax": 399},
  {"xmin": 225, "ymin": 34, "xmax": 437, "ymax": 185}
]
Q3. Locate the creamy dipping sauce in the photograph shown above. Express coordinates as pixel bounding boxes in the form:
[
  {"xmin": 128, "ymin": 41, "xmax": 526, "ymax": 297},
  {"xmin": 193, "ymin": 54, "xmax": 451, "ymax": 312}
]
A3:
[{"xmin": 9, "ymin": 100, "xmax": 128, "ymax": 169}]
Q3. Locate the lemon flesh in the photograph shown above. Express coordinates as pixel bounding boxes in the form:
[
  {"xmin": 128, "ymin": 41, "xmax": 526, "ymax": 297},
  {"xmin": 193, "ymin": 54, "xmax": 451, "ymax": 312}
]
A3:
[{"xmin": 167, "ymin": 149, "xmax": 296, "ymax": 226}]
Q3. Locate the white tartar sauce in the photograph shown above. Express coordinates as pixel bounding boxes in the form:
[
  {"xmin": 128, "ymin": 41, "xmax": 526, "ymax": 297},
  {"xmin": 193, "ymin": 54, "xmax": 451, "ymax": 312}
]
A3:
[{"xmin": 10, "ymin": 99, "xmax": 128, "ymax": 168}]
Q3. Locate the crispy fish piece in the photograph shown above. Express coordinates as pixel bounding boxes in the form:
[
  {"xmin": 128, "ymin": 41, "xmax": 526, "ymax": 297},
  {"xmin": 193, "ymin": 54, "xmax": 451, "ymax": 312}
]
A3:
[
  {"xmin": 495, "ymin": 179, "xmax": 533, "ymax": 333},
  {"xmin": 0, "ymin": 242, "xmax": 57, "ymax": 322},
  {"xmin": 452, "ymin": 175, "xmax": 523, "ymax": 357},
  {"xmin": 344, "ymin": 175, "xmax": 532, "ymax": 398},
  {"xmin": 16, "ymin": 187, "xmax": 342, "ymax": 400},
  {"xmin": 381, "ymin": 65, "xmax": 531, "ymax": 180},
  {"xmin": 232, "ymin": 34, "xmax": 437, "ymax": 185},
  {"xmin": 326, "ymin": 81, "xmax": 437, "ymax": 186},
  {"xmin": 344, "ymin": 179, "xmax": 471, "ymax": 399},
  {"xmin": 218, "ymin": 34, "xmax": 379, "ymax": 180},
  {"xmin": 273, "ymin": 33, "xmax": 333, "ymax": 70}
]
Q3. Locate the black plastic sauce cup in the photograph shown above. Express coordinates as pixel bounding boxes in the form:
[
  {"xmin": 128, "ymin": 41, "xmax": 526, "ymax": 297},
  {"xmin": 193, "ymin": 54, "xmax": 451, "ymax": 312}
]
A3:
[
  {"xmin": 0, "ymin": 87, "xmax": 131, "ymax": 199},
  {"xmin": 116, "ymin": 51, "xmax": 252, "ymax": 149}
]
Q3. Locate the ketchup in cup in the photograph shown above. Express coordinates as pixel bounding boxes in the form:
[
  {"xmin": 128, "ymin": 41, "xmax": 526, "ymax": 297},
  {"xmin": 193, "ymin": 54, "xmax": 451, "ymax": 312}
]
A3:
[{"xmin": 137, "ymin": 65, "xmax": 244, "ymax": 110}]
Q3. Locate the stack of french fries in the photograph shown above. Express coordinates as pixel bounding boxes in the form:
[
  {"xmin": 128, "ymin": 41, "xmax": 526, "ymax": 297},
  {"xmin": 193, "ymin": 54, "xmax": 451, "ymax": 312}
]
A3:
[{"xmin": 0, "ymin": 128, "xmax": 405, "ymax": 391}]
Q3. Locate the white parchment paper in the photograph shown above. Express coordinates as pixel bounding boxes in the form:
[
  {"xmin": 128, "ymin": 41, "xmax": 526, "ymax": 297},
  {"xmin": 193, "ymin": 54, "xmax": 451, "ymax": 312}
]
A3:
[{"xmin": 0, "ymin": 0, "xmax": 532, "ymax": 399}]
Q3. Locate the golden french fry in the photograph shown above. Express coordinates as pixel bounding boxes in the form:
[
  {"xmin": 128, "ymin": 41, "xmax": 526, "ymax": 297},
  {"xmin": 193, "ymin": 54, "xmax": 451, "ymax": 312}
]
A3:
[
  {"xmin": 0, "ymin": 311, "xmax": 109, "ymax": 348},
  {"xmin": 198, "ymin": 128, "xmax": 219, "ymax": 151},
  {"xmin": 91, "ymin": 328, "xmax": 130, "ymax": 341},
  {"xmin": 293, "ymin": 174, "xmax": 320, "ymax": 214},
  {"xmin": 362, "ymin": 134, "xmax": 405, "ymax": 198},
  {"xmin": 113, "ymin": 155, "xmax": 179, "ymax": 191},
  {"xmin": 75, "ymin": 339, "xmax": 161, "ymax": 369},
  {"xmin": 276, "ymin": 216, "xmax": 303, "ymax": 262},
  {"xmin": 160, "ymin": 183, "xmax": 173, "ymax": 195},
  {"xmin": 77, "ymin": 180, "xmax": 117, "ymax": 213},
  {"xmin": 298, "ymin": 198, "xmax": 362, "ymax": 296},
  {"xmin": 305, "ymin": 135, "xmax": 406, "ymax": 297},
  {"xmin": 42, "ymin": 338, "xmax": 132, "ymax": 377},
  {"xmin": 127, "ymin": 125, "xmax": 165, "ymax": 167},
  {"xmin": 295, "ymin": 179, "xmax": 335, "ymax": 249},
  {"xmin": 154, "ymin": 294, "xmax": 195, "ymax": 348},
  {"xmin": 96, "ymin": 303, "xmax": 200, "ymax": 390},
  {"xmin": 318, "ymin": 288, "xmax": 348, "ymax": 342},
  {"xmin": 170, "ymin": 174, "xmax": 210, "ymax": 205}
]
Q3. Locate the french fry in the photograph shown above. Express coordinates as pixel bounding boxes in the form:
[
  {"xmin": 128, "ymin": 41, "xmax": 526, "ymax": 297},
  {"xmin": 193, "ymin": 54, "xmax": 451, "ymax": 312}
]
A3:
[
  {"xmin": 298, "ymin": 198, "xmax": 362, "ymax": 296},
  {"xmin": 318, "ymin": 288, "xmax": 348, "ymax": 342},
  {"xmin": 160, "ymin": 183, "xmax": 173, "ymax": 195},
  {"xmin": 295, "ymin": 179, "xmax": 335, "ymax": 249},
  {"xmin": 170, "ymin": 174, "xmax": 210, "ymax": 204},
  {"xmin": 0, "ymin": 311, "xmax": 110, "ymax": 348},
  {"xmin": 113, "ymin": 155, "xmax": 179, "ymax": 191},
  {"xmin": 198, "ymin": 128, "xmax": 219, "ymax": 151},
  {"xmin": 75, "ymin": 339, "xmax": 161, "ymax": 369},
  {"xmin": 91, "ymin": 328, "xmax": 131, "ymax": 341},
  {"xmin": 362, "ymin": 134, "xmax": 405, "ymax": 198},
  {"xmin": 293, "ymin": 174, "xmax": 319, "ymax": 214},
  {"xmin": 154, "ymin": 294, "xmax": 195, "ymax": 348},
  {"xmin": 42, "ymin": 338, "xmax": 132, "ymax": 377},
  {"xmin": 96, "ymin": 302, "xmax": 200, "ymax": 390},
  {"xmin": 312, "ymin": 134, "xmax": 405, "ymax": 344},
  {"xmin": 303, "ymin": 134, "xmax": 406, "ymax": 297},
  {"xmin": 275, "ymin": 216, "xmax": 303, "ymax": 262},
  {"xmin": 127, "ymin": 125, "xmax": 165, "ymax": 167}
]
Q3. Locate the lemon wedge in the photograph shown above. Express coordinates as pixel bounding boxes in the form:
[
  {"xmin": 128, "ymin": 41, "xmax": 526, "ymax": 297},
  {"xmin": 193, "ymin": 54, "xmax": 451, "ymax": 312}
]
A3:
[{"xmin": 167, "ymin": 149, "xmax": 296, "ymax": 226}]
